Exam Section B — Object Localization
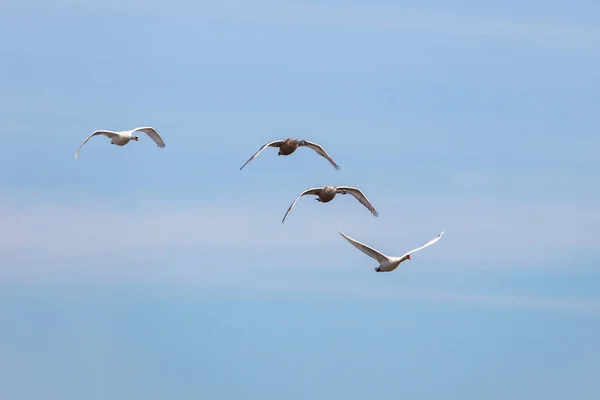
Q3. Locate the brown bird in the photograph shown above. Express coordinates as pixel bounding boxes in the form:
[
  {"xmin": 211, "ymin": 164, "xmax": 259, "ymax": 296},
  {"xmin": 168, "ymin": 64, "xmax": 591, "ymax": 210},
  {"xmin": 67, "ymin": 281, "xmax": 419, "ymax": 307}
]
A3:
[
  {"xmin": 240, "ymin": 138, "xmax": 340, "ymax": 170},
  {"xmin": 281, "ymin": 185, "xmax": 379, "ymax": 223}
]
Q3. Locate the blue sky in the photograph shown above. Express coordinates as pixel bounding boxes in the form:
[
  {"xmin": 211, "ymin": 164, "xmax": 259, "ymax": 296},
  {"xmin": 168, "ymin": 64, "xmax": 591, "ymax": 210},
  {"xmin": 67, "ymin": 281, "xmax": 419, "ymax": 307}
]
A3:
[{"xmin": 1, "ymin": 0, "xmax": 599, "ymax": 398}]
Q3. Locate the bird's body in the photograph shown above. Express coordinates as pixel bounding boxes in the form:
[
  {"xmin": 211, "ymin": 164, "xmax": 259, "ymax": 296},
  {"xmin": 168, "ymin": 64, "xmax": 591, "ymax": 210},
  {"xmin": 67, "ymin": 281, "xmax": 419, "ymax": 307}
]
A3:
[
  {"xmin": 240, "ymin": 138, "xmax": 340, "ymax": 170},
  {"xmin": 315, "ymin": 185, "xmax": 337, "ymax": 202},
  {"xmin": 110, "ymin": 134, "xmax": 135, "ymax": 146},
  {"xmin": 74, "ymin": 126, "xmax": 166, "ymax": 159},
  {"xmin": 338, "ymin": 231, "xmax": 444, "ymax": 272},
  {"xmin": 282, "ymin": 185, "xmax": 379, "ymax": 223},
  {"xmin": 374, "ymin": 257, "xmax": 407, "ymax": 273},
  {"xmin": 277, "ymin": 138, "xmax": 301, "ymax": 156}
]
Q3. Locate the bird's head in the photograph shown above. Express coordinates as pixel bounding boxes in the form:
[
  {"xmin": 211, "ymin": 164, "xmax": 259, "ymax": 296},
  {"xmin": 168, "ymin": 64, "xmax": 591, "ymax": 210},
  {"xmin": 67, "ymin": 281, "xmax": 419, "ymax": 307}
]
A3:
[
  {"xmin": 298, "ymin": 139, "xmax": 308, "ymax": 145},
  {"xmin": 134, "ymin": 136, "xmax": 139, "ymax": 141},
  {"xmin": 406, "ymin": 255, "xmax": 411, "ymax": 261}
]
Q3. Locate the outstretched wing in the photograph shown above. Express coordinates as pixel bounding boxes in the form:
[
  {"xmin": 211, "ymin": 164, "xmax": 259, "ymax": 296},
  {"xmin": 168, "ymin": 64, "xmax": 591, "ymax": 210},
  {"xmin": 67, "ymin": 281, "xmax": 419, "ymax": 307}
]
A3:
[
  {"xmin": 338, "ymin": 230, "xmax": 388, "ymax": 263},
  {"xmin": 336, "ymin": 186, "xmax": 380, "ymax": 217},
  {"xmin": 133, "ymin": 127, "xmax": 166, "ymax": 148},
  {"xmin": 401, "ymin": 231, "xmax": 444, "ymax": 258},
  {"xmin": 240, "ymin": 140, "xmax": 285, "ymax": 170},
  {"xmin": 281, "ymin": 187, "xmax": 322, "ymax": 223},
  {"xmin": 74, "ymin": 130, "xmax": 118, "ymax": 159},
  {"xmin": 301, "ymin": 140, "xmax": 341, "ymax": 170}
]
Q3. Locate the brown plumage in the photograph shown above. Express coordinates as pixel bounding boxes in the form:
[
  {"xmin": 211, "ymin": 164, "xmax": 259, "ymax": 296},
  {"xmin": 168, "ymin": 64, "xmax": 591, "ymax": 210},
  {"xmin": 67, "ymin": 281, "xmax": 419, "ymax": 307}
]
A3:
[
  {"xmin": 240, "ymin": 138, "xmax": 340, "ymax": 170},
  {"xmin": 281, "ymin": 185, "xmax": 380, "ymax": 223}
]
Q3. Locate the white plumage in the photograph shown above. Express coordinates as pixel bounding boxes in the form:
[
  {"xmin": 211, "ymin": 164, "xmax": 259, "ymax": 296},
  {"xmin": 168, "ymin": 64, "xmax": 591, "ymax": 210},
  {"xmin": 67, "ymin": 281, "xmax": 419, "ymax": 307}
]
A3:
[
  {"xmin": 74, "ymin": 126, "xmax": 166, "ymax": 159},
  {"xmin": 338, "ymin": 230, "xmax": 444, "ymax": 272}
]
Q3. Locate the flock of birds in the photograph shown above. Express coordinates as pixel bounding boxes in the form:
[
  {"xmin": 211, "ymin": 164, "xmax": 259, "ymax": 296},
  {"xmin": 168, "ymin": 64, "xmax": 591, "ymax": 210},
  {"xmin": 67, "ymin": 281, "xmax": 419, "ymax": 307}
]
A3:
[{"xmin": 74, "ymin": 126, "xmax": 444, "ymax": 273}]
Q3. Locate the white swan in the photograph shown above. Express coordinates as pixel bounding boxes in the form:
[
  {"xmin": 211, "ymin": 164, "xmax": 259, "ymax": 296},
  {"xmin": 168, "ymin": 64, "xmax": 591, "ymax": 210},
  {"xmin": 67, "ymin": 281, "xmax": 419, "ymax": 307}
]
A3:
[
  {"xmin": 338, "ymin": 230, "xmax": 444, "ymax": 272},
  {"xmin": 74, "ymin": 126, "xmax": 166, "ymax": 159}
]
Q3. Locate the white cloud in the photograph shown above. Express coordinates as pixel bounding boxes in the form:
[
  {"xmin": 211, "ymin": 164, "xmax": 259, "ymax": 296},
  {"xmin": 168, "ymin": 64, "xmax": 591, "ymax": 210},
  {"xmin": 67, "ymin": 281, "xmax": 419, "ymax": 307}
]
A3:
[
  {"xmin": 0, "ymin": 192, "xmax": 597, "ymax": 266},
  {"xmin": 1, "ymin": 191, "xmax": 598, "ymax": 314}
]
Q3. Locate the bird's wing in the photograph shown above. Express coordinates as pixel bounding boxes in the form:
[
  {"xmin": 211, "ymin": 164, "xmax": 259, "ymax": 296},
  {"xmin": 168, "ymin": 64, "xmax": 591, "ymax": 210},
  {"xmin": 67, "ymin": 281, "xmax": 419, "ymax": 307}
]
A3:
[
  {"xmin": 281, "ymin": 187, "xmax": 322, "ymax": 223},
  {"xmin": 336, "ymin": 186, "xmax": 380, "ymax": 217},
  {"xmin": 301, "ymin": 140, "xmax": 341, "ymax": 170},
  {"xmin": 74, "ymin": 130, "xmax": 119, "ymax": 159},
  {"xmin": 401, "ymin": 231, "xmax": 444, "ymax": 258},
  {"xmin": 133, "ymin": 127, "xmax": 166, "ymax": 148},
  {"xmin": 240, "ymin": 140, "xmax": 286, "ymax": 170},
  {"xmin": 338, "ymin": 230, "xmax": 388, "ymax": 263}
]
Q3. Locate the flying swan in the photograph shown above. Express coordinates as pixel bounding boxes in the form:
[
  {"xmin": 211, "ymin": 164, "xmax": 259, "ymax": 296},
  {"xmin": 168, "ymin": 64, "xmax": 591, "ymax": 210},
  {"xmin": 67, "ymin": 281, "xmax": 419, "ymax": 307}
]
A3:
[
  {"xmin": 74, "ymin": 126, "xmax": 166, "ymax": 159},
  {"xmin": 240, "ymin": 138, "xmax": 340, "ymax": 170},
  {"xmin": 282, "ymin": 185, "xmax": 379, "ymax": 223},
  {"xmin": 338, "ymin": 230, "xmax": 444, "ymax": 272}
]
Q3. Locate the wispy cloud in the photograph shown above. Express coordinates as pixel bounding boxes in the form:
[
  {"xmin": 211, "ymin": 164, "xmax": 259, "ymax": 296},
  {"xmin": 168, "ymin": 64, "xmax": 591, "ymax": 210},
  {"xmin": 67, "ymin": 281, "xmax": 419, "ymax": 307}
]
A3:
[
  {"xmin": 243, "ymin": 278, "xmax": 600, "ymax": 315},
  {"xmin": 1, "ymin": 191, "xmax": 598, "ymax": 315},
  {"xmin": 2, "ymin": 257, "xmax": 598, "ymax": 315},
  {"xmin": 0, "ymin": 192, "xmax": 597, "ymax": 266}
]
